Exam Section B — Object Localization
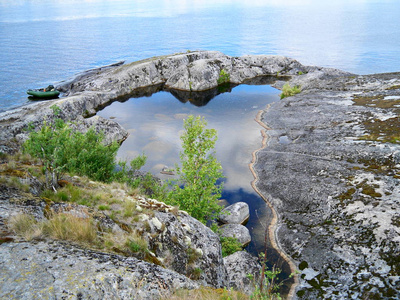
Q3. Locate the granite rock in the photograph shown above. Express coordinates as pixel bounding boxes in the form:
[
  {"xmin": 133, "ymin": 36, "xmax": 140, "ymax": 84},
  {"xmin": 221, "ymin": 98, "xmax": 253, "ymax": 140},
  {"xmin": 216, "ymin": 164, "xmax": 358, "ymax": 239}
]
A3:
[
  {"xmin": 219, "ymin": 202, "xmax": 250, "ymax": 225},
  {"xmin": 220, "ymin": 224, "xmax": 251, "ymax": 246}
]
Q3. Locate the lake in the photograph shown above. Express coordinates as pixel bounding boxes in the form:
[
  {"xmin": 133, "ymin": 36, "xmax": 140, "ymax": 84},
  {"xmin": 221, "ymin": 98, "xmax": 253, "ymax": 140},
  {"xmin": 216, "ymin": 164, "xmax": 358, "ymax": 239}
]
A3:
[{"xmin": 0, "ymin": 0, "xmax": 399, "ymax": 112}]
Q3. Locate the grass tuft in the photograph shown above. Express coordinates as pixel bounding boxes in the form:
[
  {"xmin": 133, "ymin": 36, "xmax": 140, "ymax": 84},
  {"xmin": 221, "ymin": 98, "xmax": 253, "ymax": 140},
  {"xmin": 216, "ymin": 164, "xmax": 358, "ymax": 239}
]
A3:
[
  {"xmin": 8, "ymin": 214, "xmax": 42, "ymax": 241},
  {"xmin": 165, "ymin": 286, "xmax": 248, "ymax": 300},
  {"xmin": 42, "ymin": 213, "xmax": 98, "ymax": 245},
  {"xmin": 9, "ymin": 212, "xmax": 99, "ymax": 246},
  {"xmin": 280, "ymin": 83, "xmax": 301, "ymax": 99}
]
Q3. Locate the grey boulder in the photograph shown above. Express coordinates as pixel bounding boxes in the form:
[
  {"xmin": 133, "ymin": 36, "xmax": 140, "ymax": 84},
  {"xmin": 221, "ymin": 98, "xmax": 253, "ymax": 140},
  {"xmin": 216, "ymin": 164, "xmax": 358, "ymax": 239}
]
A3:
[
  {"xmin": 219, "ymin": 202, "xmax": 250, "ymax": 225},
  {"xmin": 220, "ymin": 224, "xmax": 251, "ymax": 246}
]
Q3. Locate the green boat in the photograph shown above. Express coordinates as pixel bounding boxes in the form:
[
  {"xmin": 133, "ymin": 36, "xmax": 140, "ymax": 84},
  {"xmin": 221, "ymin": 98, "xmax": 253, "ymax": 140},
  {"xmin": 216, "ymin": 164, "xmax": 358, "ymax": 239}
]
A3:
[{"xmin": 27, "ymin": 85, "xmax": 60, "ymax": 100}]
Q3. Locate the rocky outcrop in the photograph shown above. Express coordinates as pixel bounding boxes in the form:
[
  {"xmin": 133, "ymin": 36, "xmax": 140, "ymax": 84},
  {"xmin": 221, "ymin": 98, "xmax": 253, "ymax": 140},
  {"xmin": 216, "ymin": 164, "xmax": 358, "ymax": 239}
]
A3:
[
  {"xmin": 142, "ymin": 209, "xmax": 228, "ymax": 287},
  {"xmin": 0, "ymin": 51, "xmax": 350, "ymax": 153},
  {"xmin": 219, "ymin": 202, "xmax": 250, "ymax": 225},
  {"xmin": 0, "ymin": 241, "xmax": 198, "ymax": 300},
  {"xmin": 252, "ymin": 72, "xmax": 400, "ymax": 299},
  {"xmin": 0, "ymin": 183, "xmax": 227, "ymax": 298},
  {"xmin": 2, "ymin": 51, "xmax": 399, "ymax": 298}
]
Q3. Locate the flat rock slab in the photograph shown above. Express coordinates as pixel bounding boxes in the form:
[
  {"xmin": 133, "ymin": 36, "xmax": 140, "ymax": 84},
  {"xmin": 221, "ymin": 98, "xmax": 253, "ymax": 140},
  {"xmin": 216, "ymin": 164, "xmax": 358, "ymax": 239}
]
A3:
[
  {"xmin": 219, "ymin": 202, "xmax": 250, "ymax": 225},
  {"xmin": 220, "ymin": 224, "xmax": 251, "ymax": 246}
]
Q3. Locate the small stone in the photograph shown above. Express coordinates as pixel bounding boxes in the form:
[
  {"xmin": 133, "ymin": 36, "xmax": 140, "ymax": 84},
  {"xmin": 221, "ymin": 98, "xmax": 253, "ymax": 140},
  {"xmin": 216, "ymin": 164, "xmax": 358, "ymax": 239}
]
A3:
[
  {"xmin": 151, "ymin": 217, "xmax": 163, "ymax": 231},
  {"xmin": 184, "ymin": 236, "xmax": 191, "ymax": 246},
  {"xmin": 138, "ymin": 214, "xmax": 149, "ymax": 222}
]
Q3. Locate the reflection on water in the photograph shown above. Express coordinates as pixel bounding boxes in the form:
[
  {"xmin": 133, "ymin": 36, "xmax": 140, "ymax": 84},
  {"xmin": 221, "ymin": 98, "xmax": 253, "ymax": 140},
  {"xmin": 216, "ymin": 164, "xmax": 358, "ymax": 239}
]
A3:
[
  {"xmin": 98, "ymin": 82, "xmax": 279, "ymax": 221},
  {"xmin": 98, "ymin": 82, "xmax": 279, "ymax": 194}
]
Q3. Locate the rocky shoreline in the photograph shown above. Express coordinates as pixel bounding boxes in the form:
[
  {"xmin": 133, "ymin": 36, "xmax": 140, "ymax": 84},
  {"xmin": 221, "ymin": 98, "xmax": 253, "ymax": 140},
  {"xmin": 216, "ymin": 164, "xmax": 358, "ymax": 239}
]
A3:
[
  {"xmin": 0, "ymin": 51, "xmax": 399, "ymax": 299},
  {"xmin": 254, "ymin": 72, "xmax": 400, "ymax": 299}
]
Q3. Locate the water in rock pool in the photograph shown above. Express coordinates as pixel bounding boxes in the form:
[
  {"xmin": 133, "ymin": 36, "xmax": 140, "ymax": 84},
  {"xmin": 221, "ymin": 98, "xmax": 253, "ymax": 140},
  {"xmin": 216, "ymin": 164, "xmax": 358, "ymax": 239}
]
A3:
[{"xmin": 97, "ymin": 79, "xmax": 294, "ymax": 292}]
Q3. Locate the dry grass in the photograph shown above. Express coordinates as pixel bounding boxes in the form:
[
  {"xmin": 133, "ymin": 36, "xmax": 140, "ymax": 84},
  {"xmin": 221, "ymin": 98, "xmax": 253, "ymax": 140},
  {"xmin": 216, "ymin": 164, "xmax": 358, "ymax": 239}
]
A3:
[
  {"xmin": 8, "ymin": 212, "xmax": 99, "ymax": 246},
  {"xmin": 166, "ymin": 287, "xmax": 248, "ymax": 300},
  {"xmin": 42, "ymin": 213, "xmax": 99, "ymax": 245},
  {"xmin": 0, "ymin": 176, "xmax": 30, "ymax": 192},
  {"xmin": 123, "ymin": 199, "xmax": 138, "ymax": 218},
  {"xmin": 8, "ymin": 213, "xmax": 43, "ymax": 241}
]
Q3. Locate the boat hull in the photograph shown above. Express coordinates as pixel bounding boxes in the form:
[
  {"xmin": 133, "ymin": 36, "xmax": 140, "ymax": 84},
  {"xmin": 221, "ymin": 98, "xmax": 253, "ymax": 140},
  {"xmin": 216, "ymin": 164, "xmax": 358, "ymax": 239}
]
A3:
[{"xmin": 27, "ymin": 90, "xmax": 60, "ymax": 99}]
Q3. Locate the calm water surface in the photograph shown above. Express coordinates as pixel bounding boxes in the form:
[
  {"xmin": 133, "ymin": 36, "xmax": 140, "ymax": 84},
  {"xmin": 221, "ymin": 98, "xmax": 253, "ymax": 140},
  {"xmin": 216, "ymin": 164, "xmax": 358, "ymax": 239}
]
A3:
[{"xmin": 1, "ymin": 0, "xmax": 400, "ymax": 111}]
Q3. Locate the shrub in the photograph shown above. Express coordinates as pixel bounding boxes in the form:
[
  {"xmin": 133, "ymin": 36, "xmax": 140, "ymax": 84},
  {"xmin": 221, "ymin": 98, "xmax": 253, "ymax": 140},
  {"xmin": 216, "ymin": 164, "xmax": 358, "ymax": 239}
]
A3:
[
  {"xmin": 23, "ymin": 113, "xmax": 119, "ymax": 189},
  {"xmin": 280, "ymin": 83, "xmax": 301, "ymax": 99},
  {"xmin": 217, "ymin": 69, "xmax": 230, "ymax": 85},
  {"xmin": 220, "ymin": 236, "xmax": 243, "ymax": 257},
  {"xmin": 130, "ymin": 153, "xmax": 147, "ymax": 171},
  {"xmin": 165, "ymin": 115, "xmax": 224, "ymax": 224}
]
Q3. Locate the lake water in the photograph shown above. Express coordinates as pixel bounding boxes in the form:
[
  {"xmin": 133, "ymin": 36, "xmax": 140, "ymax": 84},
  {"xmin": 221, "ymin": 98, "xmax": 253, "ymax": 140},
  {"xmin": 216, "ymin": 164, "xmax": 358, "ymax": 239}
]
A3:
[{"xmin": 1, "ymin": 0, "xmax": 399, "ymax": 112}]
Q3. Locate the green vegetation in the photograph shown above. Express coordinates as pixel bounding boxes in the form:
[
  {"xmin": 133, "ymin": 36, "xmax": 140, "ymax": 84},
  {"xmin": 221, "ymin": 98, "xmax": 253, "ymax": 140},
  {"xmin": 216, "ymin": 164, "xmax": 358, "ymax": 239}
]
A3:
[
  {"xmin": 352, "ymin": 95, "xmax": 400, "ymax": 144},
  {"xmin": 23, "ymin": 115, "xmax": 119, "ymax": 189},
  {"xmin": 358, "ymin": 117, "xmax": 400, "ymax": 144},
  {"xmin": 21, "ymin": 109, "xmax": 224, "ymax": 224},
  {"xmin": 164, "ymin": 115, "xmax": 224, "ymax": 224},
  {"xmin": 220, "ymin": 236, "xmax": 243, "ymax": 257},
  {"xmin": 22, "ymin": 106, "xmax": 160, "ymax": 196},
  {"xmin": 247, "ymin": 252, "xmax": 284, "ymax": 300},
  {"xmin": 127, "ymin": 234, "xmax": 148, "ymax": 253},
  {"xmin": 217, "ymin": 69, "xmax": 230, "ymax": 85},
  {"xmin": 280, "ymin": 83, "xmax": 301, "ymax": 99}
]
